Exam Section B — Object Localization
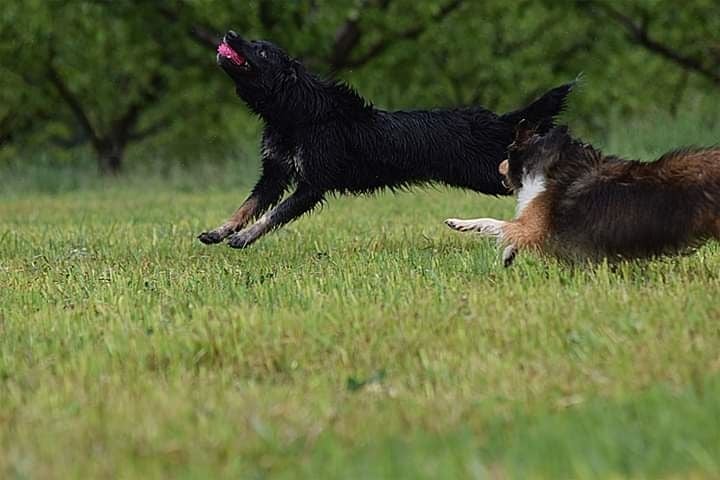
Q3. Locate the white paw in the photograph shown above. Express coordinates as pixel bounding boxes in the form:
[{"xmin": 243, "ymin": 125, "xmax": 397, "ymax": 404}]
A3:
[
  {"xmin": 445, "ymin": 218, "xmax": 477, "ymax": 232},
  {"xmin": 445, "ymin": 218, "xmax": 505, "ymax": 237},
  {"xmin": 502, "ymin": 245, "xmax": 518, "ymax": 268}
]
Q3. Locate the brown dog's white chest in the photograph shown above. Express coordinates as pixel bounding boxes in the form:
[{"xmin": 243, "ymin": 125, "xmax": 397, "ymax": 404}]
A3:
[
  {"xmin": 515, "ymin": 173, "xmax": 547, "ymax": 218},
  {"xmin": 503, "ymin": 173, "xmax": 552, "ymax": 250}
]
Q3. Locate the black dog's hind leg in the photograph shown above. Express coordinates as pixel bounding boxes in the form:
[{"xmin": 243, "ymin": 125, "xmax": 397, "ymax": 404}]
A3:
[
  {"xmin": 198, "ymin": 158, "xmax": 288, "ymax": 245},
  {"xmin": 227, "ymin": 184, "xmax": 324, "ymax": 249}
]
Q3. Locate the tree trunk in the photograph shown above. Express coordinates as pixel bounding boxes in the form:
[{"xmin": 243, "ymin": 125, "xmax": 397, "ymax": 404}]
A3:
[{"xmin": 96, "ymin": 141, "xmax": 125, "ymax": 175}]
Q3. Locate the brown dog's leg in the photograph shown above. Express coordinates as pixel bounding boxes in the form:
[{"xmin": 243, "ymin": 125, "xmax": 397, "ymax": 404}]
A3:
[
  {"xmin": 444, "ymin": 218, "xmax": 507, "ymax": 236},
  {"xmin": 500, "ymin": 199, "xmax": 550, "ymax": 265},
  {"xmin": 445, "ymin": 217, "xmax": 518, "ymax": 266},
  {"xmin": 446, "ymin": 194, "xmax": 550, "ymax": 267}
]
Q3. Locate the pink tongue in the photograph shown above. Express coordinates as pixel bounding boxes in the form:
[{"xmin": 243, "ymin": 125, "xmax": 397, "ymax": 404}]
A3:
[{"xmin": 217, "ymin": 42, "xmax": 245, "ymax": 65}]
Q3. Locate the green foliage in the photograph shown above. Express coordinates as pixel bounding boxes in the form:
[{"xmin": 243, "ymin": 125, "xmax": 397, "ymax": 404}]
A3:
[
  {"xmin": 1, "ymin": 0, "xmax": 719, "ymax": 169},
  {"xmin": 0, "ymin": 1, "xmax": 241, "ymax": 168}
]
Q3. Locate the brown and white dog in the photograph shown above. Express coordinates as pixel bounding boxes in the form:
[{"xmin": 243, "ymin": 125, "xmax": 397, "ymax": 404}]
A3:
[{"xmin": 445, "ymin": 124, "xmax": 720, "ymax": 266}]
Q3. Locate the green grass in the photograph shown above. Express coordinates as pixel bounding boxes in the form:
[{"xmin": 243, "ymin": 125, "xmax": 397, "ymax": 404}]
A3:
[
  {"xmin": 3, "ymin": 108, "xmax": 720, "ymax": 479},
  {"xmin": 2, "ymin": 182, "xmax": 720, "ymax": 479}
]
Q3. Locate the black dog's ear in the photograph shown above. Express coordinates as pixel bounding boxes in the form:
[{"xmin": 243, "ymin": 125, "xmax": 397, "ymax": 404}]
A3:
[
  {"xmin": 514, "ymin": 119, "xmax": 537, "ymax": 146},
  {"xmin": 286, "ymin": 59, "xmax": 301, "ymax": 83}
]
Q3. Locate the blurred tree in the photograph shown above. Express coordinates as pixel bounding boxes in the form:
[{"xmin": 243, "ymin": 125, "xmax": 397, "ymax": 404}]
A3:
[
  {"xmin": 1, "ymin": 1, "xmax": 225, "ymax": 173},
  {"xmin": 579, "ymin": 0, "xmax": 720, "ymax": 86},
  {"xmin": 1, "ymin": 0, "xmax": 718, "ymax": 173}
]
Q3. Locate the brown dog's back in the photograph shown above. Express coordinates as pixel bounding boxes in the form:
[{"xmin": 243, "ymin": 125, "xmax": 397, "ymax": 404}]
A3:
[{"xmin": 550, "ymin": 147, "xmax": 720, "ymax": 259}]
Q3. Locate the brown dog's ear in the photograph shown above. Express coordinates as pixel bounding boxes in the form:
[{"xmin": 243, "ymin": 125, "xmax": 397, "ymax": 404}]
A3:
[{"xmin": 513, "ymin": 119, "xmax": 537, "ymax": 146}]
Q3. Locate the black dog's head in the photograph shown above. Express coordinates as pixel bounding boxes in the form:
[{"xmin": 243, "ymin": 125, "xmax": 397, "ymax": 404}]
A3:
[
  {"xmin": 500, "ymin": 123, "xmax": 574, "ymax": 191},
  {"xmin": 217, "ymin": 31, "xmax": 302, "ymax": 116}
]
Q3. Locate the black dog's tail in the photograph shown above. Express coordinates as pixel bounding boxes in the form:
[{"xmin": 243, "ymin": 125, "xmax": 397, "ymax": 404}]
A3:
[{"xmin": 500, "ymin": 77, "xmax": 579, "ymax": 133}]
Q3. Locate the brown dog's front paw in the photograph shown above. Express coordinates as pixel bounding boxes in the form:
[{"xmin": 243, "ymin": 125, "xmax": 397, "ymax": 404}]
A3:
[
  {"xmin": 198, "ymin": 230, "xmax": 225, "ymax": 245},
  {"xmin": 445, "ymin": 218, "xmax": 467, "ymax": 232},
  {"xmin": 502, "ymin": 245, "xmax": 518, "ymax": 268}
]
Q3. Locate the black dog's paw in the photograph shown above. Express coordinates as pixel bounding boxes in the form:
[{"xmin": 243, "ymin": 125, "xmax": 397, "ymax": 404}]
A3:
[
  {"xmin": 198, "ymin": 230, "xmax": 225, "ymax": 245},
  {"xmin": 227, "ymin": 230, "xmax": 256, "ymax": 249}
]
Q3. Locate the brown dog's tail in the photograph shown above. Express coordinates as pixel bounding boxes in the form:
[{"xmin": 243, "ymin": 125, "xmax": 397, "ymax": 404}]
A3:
[{"xmin": 500, "ymin": 76, "xmax": 579, "ymax": 134}]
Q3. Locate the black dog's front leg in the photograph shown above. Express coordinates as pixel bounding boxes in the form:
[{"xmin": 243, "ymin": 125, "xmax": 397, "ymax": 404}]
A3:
[
  {"xmin": 198, "ymin": 158, "xmax": 288, "ymax": 245},
  {"xmin": 227, "ymin": 184, "xmax": 324, "ymax": 249}
]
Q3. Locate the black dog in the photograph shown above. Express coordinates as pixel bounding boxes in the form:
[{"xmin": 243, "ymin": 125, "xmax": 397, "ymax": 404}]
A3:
[{"xmin": 199, "ymin": 31, "xmax": 575, "ymax": 248}]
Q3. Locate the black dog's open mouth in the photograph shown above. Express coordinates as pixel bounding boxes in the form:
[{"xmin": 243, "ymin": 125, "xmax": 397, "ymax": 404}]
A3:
[{"xmin": 217, "ymin": 42, "xmax": 250, "ymax": 71}]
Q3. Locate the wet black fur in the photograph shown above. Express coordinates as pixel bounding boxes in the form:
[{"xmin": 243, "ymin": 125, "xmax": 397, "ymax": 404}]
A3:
[{"xmin": 199, "ymin": 31, "xmax": 575, "ymax": 248}]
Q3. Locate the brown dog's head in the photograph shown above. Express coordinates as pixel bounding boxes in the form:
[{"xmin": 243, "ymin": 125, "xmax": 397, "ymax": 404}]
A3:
[{"xmin": 501, "ymin": 123, "xmax": 573, "ymax": 191}]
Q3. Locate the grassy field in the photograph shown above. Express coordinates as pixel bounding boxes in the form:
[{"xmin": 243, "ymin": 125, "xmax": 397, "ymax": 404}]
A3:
[{"xmin": 2, "ymin": 111, "xmax": 720, "ymax": 479}]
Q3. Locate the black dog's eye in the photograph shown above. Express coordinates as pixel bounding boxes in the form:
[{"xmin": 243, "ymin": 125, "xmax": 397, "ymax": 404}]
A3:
[{"xmin": 259, "ymin": 49, "xmax": 268, "ymax": 58}]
